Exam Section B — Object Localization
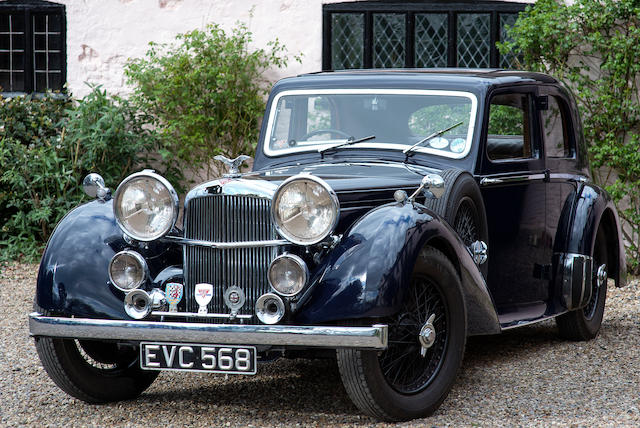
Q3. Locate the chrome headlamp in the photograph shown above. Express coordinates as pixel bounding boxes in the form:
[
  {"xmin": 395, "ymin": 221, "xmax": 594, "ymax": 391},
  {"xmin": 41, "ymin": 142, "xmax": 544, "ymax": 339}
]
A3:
[
  {"xmin": 113, "ymin": 171, "xmax": 179, "ymax": 241},
  {"xmin": 271, "ymin": 174, "xmax": 339, "ymax": 245}
]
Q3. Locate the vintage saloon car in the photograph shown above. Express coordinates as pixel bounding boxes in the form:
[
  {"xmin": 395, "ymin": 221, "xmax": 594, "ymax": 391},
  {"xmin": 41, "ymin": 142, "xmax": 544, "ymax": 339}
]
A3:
[{"xmin": 30, "ymin": 70, "xmax": 627, "ymax": 421}]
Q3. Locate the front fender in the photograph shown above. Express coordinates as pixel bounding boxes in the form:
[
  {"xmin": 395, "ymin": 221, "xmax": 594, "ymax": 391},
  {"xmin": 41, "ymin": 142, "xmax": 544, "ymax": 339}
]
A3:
[
  {"xmin": 294, "ymin": 202, "xmax": 500, "ymax": 335},
  {"xmin": 35, "ymin": 200, "xmax": 181, "ymax": 319}
]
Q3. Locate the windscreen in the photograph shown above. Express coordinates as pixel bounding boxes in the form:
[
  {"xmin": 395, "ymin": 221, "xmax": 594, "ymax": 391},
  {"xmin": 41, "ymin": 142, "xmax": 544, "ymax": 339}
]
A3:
[{"xmin": 264, "ymin": 89, "xmax": 477, "ymax": 158}]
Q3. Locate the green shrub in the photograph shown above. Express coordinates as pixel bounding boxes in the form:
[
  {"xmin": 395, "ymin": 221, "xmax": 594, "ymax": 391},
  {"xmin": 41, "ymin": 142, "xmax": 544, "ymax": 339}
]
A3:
[
  {"xmin": 125, "ymin": 22, "xmax": 298, "ymax": 180},
  {"xmin": 499, "ymin": 0, "xmax": 640, "ymax": 272},
  {"xmin": 0, "ymin": 87, "xmax": 168, "ymax": 261}
]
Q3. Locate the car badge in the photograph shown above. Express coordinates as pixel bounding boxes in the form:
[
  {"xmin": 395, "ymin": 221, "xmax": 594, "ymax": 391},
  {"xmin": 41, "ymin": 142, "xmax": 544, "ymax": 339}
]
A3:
[
  {"xmin": 214, "ymin": 154, "xmax": 252, "ymax": 176},
  {"xmin": 165, "ymin": 282, "xmax": 183, "ymax": 312},
  {"xmin": 223, "ymin": 286, "xmax": 246, "ymax": 317},
  {"xmin": 194, "ymin": 283, "xmax": 214, "ymax": 314}
]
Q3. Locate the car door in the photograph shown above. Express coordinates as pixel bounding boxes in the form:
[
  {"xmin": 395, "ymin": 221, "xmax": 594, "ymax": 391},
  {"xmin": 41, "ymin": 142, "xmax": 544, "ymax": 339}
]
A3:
[
  {"xmin": 538, "ymin": 86, "xmax": 585, "ymax": 290},
  {"xmin": 479, "ymin": 87, "xmax": 552, "ymax": 309}
]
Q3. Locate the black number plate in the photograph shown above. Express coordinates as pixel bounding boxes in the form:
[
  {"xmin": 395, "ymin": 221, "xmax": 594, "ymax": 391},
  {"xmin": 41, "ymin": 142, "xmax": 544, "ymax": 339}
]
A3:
[{"xmin": 140, "ymin": 342, "xmax": 257, "ymax": 375}]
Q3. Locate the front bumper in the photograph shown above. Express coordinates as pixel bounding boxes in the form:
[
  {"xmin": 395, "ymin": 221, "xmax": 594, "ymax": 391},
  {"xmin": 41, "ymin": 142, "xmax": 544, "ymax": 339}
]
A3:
[{"xmin": 29, "ymin": 313, "xmax": 388, "ymax": 350}]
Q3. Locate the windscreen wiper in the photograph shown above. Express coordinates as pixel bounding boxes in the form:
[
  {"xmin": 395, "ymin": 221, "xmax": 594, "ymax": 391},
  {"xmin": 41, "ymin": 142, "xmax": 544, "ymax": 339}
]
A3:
[
  {"xmin": 318, "ymin": 135, "xmax": 376, "ymax": 157},
  {"xmin": 402, "ymin": 121, "xmax": 464, "ymax": 159}
]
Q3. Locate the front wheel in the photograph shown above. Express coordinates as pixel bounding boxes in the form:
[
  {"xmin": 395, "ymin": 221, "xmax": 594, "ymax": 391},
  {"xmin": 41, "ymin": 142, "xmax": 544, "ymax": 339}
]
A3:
[
  {"xmin": 337, "ymin": 247, "xmax": 467, "ymax": 421},
  {"xmin": 35, "ymin": 335, "xmax": 158, "ymax": 403}
]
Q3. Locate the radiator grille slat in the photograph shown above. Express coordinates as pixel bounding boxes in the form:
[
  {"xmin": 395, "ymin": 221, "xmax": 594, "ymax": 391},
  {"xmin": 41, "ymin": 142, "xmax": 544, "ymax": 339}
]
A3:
[{"xmin": 184, "ymin": 195, "xmax": 277, "ymax": 321}]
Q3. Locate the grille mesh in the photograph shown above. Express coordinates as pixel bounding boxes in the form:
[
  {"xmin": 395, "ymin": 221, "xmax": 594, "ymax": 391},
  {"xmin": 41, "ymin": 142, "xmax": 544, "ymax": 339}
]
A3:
[{"xmin": 184, "ymin": 195, "xmax": 277, "ymax": 319}]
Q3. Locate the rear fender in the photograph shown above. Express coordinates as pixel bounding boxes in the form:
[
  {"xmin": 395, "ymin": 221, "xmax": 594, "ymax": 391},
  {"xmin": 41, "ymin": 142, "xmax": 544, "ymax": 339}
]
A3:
[
  {"xmin": 294, "ymin": 202, "xmax": 500, "ymax": 335},
  {"xmin": 552, "ymin": 183, "xmax": 627, "ymax": 310},
  {"xmin": 35, "ymin": 200, "xmax": 181, "ymax": 319}
]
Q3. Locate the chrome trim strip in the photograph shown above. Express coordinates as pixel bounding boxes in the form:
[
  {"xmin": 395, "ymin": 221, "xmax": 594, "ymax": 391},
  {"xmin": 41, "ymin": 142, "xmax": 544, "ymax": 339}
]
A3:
[
  {"xmin": 162, "ymin": 235, "xmax": 289, "ymax": 249},
  {"xmin": 151, "ymin": 311, "xmax": 253, "ymax": 319},
  {"xmin": 29, "ymin": 313, "xmax": 388, "ymax": 350},
  {"xmin": 480, "ymin": 173, "xmax": 546, "ymax": 186}
]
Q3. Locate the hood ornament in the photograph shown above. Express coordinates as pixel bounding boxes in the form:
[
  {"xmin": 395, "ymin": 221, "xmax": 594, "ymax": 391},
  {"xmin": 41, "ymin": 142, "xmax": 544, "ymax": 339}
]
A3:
[{"xmin": 214, "ymin": 155, "xmax": 252, "ymax": 176}]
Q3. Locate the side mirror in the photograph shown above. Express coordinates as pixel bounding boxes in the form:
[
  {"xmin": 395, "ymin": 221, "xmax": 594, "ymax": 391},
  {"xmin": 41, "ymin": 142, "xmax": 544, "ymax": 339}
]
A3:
[
  {"xmin": 410, "ymin": 174, "xmax": 445, "ymax": 202},
  {"xmin": 83, "ymin": 173, "xmax": 111, "ymax": 201}
]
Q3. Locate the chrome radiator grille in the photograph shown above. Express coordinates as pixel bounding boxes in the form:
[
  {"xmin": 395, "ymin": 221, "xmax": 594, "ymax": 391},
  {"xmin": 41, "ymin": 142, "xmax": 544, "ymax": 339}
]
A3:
[{"xmin": 184, "ymin": 195, "xmax": 277, "ymax": 319}]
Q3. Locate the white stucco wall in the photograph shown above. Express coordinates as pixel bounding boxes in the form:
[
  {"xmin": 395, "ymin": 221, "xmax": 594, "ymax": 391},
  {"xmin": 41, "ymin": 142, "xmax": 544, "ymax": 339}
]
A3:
[
  {"xmin": 58, "ymin": 0, "xmax": 351, "ymax": 97},
  {"xmin": 58, "ymin": 0, "xmax": 534, "ymax": 97}
]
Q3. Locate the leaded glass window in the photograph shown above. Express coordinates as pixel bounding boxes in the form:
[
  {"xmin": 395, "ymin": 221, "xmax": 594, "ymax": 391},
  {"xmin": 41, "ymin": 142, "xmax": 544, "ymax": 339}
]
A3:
[
  {"xmin": 373, "ymin": 14, "xmax": 405, "ymax": 68},
  {"xmin": 457, "ymin": 14, "xmax": 490, "ymax": 68},
  {"xmin": 499, "ymin": 13, "xmax": 519, "ymax": 68},
  {"xmin": 415, "ymin": 14, "xmax": 447, "ymax": 68},
  {"xmin": 0, "ymin": 1, "xmax": 66, "ymax": 94},
  {"xmin": 323, "ymin": 2, "xmax": 526, "ymax": 71},
  {"xmin": 0, "ymin": 13, "xmax": 25, "ymax": 92},
  {"xmin": 331, "ymin": 13, "xmax": 364, "ymax": 70}
]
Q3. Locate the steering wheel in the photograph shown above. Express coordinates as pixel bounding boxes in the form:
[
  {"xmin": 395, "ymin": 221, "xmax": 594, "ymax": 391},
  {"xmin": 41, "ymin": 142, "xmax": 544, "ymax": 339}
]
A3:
[{"xmin": 301, "ymin": 128, "xmax": 352, "ymax": 140}]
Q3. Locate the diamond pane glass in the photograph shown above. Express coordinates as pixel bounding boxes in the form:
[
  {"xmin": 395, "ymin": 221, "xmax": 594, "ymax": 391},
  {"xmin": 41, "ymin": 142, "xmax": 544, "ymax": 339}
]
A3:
[
  {"xmin": 500, "ymin": 13, "xmax": 519, "ymax": 68},
  {"xmin": 415, "ymin": 14, "xmax": 448, "ymax": 68},
  {"xmin": 374, "ymin": 14, "xmax": 405, "ymax": 68},
  {"xmin": 457, "ymin": 13, "xmax": 490, "ymax": 68},
  {"xmin": 331, "ymin": 13, "xmax": 364, "ymax": 70}
]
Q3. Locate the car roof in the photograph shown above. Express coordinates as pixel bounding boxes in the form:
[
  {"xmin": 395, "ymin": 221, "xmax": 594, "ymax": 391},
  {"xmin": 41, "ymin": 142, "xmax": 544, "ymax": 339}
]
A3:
[{"xmin": 273, "ymin": 68, "xmax": 559, "ymax": 92}]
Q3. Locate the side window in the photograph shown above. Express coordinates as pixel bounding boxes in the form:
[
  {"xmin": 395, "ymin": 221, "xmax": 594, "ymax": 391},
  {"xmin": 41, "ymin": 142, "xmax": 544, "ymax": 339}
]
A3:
[
  {"xmin": 542, "ymin": 96, "xmax": 572, "ymax": 158},
  {"xmin": 486, "ymin": 93, "xmax": 533, "ymax": 161}
]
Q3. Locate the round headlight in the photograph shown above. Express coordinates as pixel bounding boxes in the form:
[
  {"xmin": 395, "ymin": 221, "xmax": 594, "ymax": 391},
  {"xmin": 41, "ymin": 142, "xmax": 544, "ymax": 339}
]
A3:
[
  {"xmin": 113, "ymin": 171, "xmax": 178, "ymax": 241},
  {"xmin": 109, "ymin": 250, "xmax": 148, "ymax": 291},
  {"xmin": 271, "ymin": 175, "xmax": 339, "ymax": 245},
  {"xmin": 268, "ymin": 254, "xmax": 309, "ymax": 297}
]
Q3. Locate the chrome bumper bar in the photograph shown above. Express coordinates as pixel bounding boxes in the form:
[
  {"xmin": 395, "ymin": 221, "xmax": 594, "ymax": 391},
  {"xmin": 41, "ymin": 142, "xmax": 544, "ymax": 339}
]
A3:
[{"xmin": 29, "ymin": 313, "xmax": 388, "ymax": 350}]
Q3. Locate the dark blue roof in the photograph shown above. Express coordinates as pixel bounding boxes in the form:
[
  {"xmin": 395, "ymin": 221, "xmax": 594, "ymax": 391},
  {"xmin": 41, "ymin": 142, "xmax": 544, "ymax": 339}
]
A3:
[{"xmin": 273, "ymin": 69, "xmax": 558, "ymax": 93}]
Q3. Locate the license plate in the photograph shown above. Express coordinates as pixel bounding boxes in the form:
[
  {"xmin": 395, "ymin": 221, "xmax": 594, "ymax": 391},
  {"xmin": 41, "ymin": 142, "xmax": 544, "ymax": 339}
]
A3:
[{"xmin": 140, "ymin": 342, "xmax": 257, "ymax": 375}]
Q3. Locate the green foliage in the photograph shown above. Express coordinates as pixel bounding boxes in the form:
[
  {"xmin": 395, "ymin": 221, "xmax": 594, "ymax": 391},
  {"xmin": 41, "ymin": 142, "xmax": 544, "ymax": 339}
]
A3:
[
  {"xmin": 487, "ymin": 105, "xmax": 523, "ymax": 136},
  {"xmin": 499, "ymin": 0, "xmax": 640, "ymax": 272},
  {"xmin": 408, "ymin": 103, "xmax": 471, "ymax": 137},
  {"xmin": 125, "ymin": 22, "xmax": 297, "ymax": 179},
  {"xmin": 0, "ymin": 87, "xmax": 167, "ymax": 261}
]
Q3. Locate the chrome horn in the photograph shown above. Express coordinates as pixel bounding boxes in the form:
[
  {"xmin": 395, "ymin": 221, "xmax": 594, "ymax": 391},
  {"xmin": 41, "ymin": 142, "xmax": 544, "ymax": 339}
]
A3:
[
  {"xmin": 124, "ymin": 289, "xmax": 152, "ymax": 319},
  {"xmin": 255, "ymin": 293, "xmax": 285, "ymax": 325},
  {"xmin": 124, "ymin": 288, "xmax": 167, "ymax": 319}
]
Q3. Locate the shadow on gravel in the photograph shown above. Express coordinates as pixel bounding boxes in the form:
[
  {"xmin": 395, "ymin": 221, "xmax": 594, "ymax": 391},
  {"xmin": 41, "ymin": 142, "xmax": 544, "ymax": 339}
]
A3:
[{"xmin": 141, "ymin": 358, "xmax": 361, "ymax": 418}]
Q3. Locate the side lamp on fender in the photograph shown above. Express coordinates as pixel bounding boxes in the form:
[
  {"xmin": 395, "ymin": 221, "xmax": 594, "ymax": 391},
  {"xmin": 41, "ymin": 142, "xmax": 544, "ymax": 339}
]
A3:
[{"xmin": 83, "ymin": 173, "xmax": 111, "ymax": 201}]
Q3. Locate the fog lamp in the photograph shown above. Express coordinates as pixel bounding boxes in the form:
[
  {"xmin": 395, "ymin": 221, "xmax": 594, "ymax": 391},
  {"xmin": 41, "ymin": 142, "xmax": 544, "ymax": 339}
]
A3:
[
  {"xmin": 109, "ymin": 250, "xmax": 147, "ymax": 291},
  {"xmin": 268, "ymin": 253, "xmax": 309, "ymax": 297}
]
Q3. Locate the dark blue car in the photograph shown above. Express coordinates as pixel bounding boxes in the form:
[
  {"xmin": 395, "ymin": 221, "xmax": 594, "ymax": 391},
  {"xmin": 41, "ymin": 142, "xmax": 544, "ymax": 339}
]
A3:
[{"xmin": 30, "ymin": 69, "xmax": 627, "ymax": 421}]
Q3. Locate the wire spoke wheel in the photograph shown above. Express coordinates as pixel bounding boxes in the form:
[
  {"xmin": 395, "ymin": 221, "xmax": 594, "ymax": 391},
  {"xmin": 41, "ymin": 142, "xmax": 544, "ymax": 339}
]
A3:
[
  {"xmin": 336, "ymin": 247, "xmax": 466, "ymax": 421},
  {"xmin": 453, "ymin": 197, "xmax": 479, "ymax": 247},
  {"xmin": 379, "ymin": 275, "xmax": 448, "ymax": 394}
]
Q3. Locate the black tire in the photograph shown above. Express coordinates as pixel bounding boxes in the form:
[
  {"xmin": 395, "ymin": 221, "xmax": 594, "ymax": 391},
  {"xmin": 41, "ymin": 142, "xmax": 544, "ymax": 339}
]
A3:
[
  {"xmin": 423, "ymin": 169, "xmax": 489, "ymax": 278},
  {"xmin": 34, "ymin": 318, "xmax": 158, "ymax": 403},
  {"xmin": 556, "ymin": 227, "xmax": 608, "ymax": 341},
  {"xmin": 336, "ymin": 246, "xmax": 467, "ymax": 421}
]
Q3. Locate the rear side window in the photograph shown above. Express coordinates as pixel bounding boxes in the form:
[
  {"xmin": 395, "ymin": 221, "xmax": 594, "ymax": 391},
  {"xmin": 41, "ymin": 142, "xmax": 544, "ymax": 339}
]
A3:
[
  {"xmin": 486, "ymin": 93, "xmax": 533, "ymax": 161},
  {"xmin": 542, "ymin": 96, "xmax": 573, "ymax": 158}
]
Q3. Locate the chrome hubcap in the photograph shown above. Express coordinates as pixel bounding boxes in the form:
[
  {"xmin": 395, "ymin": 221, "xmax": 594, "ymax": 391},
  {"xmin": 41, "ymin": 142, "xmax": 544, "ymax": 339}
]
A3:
[
  {"xmin": 596, "ymin": 264, "xmax": 607, "ymax": 288},
  {"xmin": 419, "ymin": 313, "xmax": 436, "ymax": 357}
]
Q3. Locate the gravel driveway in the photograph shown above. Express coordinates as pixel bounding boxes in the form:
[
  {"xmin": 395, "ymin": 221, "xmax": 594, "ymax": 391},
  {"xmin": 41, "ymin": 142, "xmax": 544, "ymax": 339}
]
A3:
[{"xmin": 1, "ymin": 262, "xmax": 638, "ymax": 427}]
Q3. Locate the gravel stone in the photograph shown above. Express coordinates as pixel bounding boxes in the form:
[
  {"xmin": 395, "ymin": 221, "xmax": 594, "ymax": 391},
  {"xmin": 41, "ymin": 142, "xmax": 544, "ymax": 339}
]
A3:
[{"xmin": 1, "ymin": 262, "xmax": 638, "ymax": 427}]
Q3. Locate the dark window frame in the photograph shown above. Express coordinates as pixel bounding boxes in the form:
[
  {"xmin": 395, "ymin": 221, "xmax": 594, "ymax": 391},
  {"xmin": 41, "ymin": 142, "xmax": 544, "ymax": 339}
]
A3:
[
  {"xmin": 323, "ymin": 1, "xmax": 527, "ymax": 71},
  {"xmin": 0, "ymin": 0, "xmax": 66, "ymax": 94}
]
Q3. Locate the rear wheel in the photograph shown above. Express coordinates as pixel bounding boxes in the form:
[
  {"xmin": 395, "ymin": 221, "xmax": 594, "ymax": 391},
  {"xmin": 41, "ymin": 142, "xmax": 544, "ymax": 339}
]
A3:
[
  {"xmin": 336, "ymin": 247, "xmax": 466, "ymax": 421},
  {"xmin": 556, "ymin": 227, "xmax": 608, "ymax": 340},
  {"xmin": 34, "ymin": 316, "xmax": 157, "ymax": 403}
]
